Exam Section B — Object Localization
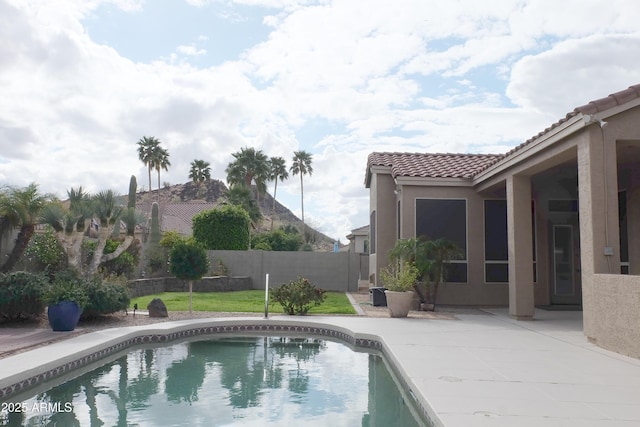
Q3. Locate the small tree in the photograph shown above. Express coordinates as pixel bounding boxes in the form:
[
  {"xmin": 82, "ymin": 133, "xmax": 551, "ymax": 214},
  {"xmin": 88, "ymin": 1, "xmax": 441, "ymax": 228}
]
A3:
[
  {"xmin": 169, "ymin": 240, "xmax": 209, "ymax": 313},
  {"xmin": 389, "ymin": 237, "xmax": 462, "ymax": 310},
  {"xmin": 192, "ymin": 205, "xmax": 250, "ymax": 250}
]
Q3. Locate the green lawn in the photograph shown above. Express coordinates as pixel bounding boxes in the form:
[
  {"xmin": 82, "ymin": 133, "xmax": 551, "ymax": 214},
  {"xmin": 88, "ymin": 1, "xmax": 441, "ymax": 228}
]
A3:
[{"xmin": 130, "ymin": 290, "xmax": 357, "ymax": 315}]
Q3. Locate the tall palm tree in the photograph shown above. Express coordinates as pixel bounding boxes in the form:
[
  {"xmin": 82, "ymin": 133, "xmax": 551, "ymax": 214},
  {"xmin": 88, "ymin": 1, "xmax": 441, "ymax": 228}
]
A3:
[
  {"xmin": 268, "ymin": 157, "xmax": 288, "ymax": 229},
  {"xmin": 290, "ymin": 150, "xmax": 313, "ymax": 225},
  {"xmin": 189, "ymin": 159, "xmax": 211, "ymax": 197},
  {"xmin": 152, "ymin": 147, "xmax": 171, "ymax": 196},
  {"xmin": 225, "ymin": 147, "xmax": 270, "ymax": 199},
  {"xmin": 0, "ymin": 183, "xmax": 48, "ymax": 272},
  {"xmin": 136, "ymin": 136, "xmax": 161, "ymax": 193}
]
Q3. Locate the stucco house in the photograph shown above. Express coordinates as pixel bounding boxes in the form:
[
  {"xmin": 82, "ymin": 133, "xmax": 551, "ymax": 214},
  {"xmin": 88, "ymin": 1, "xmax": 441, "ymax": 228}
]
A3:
[
  {"xmin": 366, "ymin": 84, "xmax": 640, "ymax": 358},
  {"xmin": 346, "ymin": 225, "xmax": 369, "ymax": 254}
]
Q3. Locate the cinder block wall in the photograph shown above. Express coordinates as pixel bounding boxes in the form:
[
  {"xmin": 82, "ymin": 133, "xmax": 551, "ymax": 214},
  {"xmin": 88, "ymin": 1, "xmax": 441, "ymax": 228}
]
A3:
[{"xmin": 208, "ymin": 250, "xmax": 364, "ymax": 292}]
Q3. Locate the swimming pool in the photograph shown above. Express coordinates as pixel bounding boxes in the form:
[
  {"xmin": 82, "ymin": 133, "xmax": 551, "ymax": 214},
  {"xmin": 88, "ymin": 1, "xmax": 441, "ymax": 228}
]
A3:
[{"xmin": 1, "ymin": 336, "xmax": 427, "ymax": 426}]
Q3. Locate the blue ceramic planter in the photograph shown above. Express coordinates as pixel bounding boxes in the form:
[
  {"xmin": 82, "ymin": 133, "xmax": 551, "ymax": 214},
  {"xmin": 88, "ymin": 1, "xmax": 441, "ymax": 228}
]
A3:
[{"xmin": 47, "ymin": 301, "xmax": 82, "ymax": 331}]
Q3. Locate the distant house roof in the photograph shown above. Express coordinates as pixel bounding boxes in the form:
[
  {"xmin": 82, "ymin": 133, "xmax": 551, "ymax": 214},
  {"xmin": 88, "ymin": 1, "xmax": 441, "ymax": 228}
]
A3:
[
  {"xmin": 346, "ymin": 224, "xmax": 369, "ymax": 240},
  {"xmin": 161, "ymin": 202, "xmax": 218, "ymax": 235},
  {"xmin": 367, "ymin": 84, "xmax": 640, "ymax": 186}
]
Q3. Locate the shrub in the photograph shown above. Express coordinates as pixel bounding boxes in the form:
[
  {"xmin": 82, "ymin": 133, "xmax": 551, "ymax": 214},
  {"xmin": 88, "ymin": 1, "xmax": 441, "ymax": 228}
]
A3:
[
  {"xmin": 271, "ymin": 277, "xmax": 326, "ymax": 315},
  {"xmin": 160, "ymin": 231, "xmax": 186, "ymax": 251},
  {"xmin": 0, "ymin": 271, "xmax": 49, "ymax": 321},
  {"xmin": 146, "ymin": 245, "xmax": 168, "ymax": 274},
  {"xmin": 192, "ymin": 205, "xmax": 250, "ymax": 250},
  {"xmin": 23, "ymin": 226, "xmax": 67, "ymax": 275},
  {"xmin": 170, "ymin": 240, "xmax": 210, "ymax": 281},
  {"xmin": 379, "ymin": 261, "xmax": 419, "ymax": 292},
  {"xmin": 43, "ymin": 270, "xmax": 89, "ymax": 309},
  {"xmin": 212, "ymin": 258, "xmax": 229, "ymax": 276},
  {"xmin": 82, "ymin": 276, "xmax": 130, "ymax": 319},
  {"xmin": 102, "ymin": 251, "xmax": 136, "ymax": 277},
  {"xmin": 251, "ymin": 229, "xmax": 302, "ymax": 251}
]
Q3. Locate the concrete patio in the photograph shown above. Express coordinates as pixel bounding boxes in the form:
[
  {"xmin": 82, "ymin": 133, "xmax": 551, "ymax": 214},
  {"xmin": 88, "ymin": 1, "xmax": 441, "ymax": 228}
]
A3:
[{"xmin": 1, "ymin": 307, "xmax": 639, "ymax": 426}]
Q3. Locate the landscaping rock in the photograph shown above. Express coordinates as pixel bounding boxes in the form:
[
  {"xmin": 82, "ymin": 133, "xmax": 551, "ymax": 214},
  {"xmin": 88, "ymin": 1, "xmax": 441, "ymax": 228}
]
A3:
[{"xmin": 147, "ymin": 298, "xmax": 168, "ymax": 318}]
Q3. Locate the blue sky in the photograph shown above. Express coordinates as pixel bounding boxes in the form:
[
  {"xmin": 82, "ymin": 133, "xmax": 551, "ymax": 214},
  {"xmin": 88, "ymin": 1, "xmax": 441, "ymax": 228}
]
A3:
[{"xmin": 1, "ymin": 0, "xmax": 640, "ymax": 241}]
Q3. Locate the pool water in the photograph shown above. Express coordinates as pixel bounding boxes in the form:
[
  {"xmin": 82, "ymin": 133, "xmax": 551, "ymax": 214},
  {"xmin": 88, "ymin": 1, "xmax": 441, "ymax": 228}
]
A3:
[{"xmin": 1, "ymin": 337, "xmax": 427, "ymax": 426}]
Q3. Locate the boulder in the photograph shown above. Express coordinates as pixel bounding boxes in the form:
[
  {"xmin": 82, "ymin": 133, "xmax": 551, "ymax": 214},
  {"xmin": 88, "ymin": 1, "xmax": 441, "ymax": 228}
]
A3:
[{"xmin": 147, "ymin": 298, "xmax": 168, "ymax": 318}]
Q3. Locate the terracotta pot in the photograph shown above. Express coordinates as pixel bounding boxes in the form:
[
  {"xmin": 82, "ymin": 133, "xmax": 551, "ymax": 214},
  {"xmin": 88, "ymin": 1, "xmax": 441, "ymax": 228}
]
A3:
[{"xmin": 384, "ymin": 290, "xmax": 414, "ymax": 318}]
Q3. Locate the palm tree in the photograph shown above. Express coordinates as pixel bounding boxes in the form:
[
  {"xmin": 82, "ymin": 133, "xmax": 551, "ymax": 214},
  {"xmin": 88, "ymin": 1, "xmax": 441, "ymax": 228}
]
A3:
[
  {"xmin": 189, "ymin": 159, "xmax": 211, "ymax": 197},
  {"xmin": 224, "ymin": 185, "xmax": 262, "ymax": 224},
  {"xmin": 389, "ymin": 237, "xmax": 463, "ymax": 310},
  {"xmin": 290, "ymin": 150, "xmax": 313, "ymax": 225},
  {"xmin": 225, "ymin": 147, "xmax": 270, "ymax": 200},
  {"xmin": 0, "ymin": 183, "xmax": 48, "ymax": 272},
  {"xmin": 136, "ymin": 136, "xmax": 161, "ymax": 193},
  {"xmin": 269, "ymin": 157, "xmax": 288, "ymax": 213},
  {"xmin": 152, "ymin": 147, "xmax": 171, "ymax": 196}
]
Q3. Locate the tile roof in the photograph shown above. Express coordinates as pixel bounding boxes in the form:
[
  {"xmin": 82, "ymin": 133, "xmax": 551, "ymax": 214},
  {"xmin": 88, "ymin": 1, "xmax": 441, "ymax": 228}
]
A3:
[
  {"xmin": 161, "ymin": 202, "xmax": 218, "ymax": 234},
  {"xmin": 368, "ymin": 84, "xmax": 640, "ymax": 183},
  {"xmin": 474, "ymin": 83, "xmax": 640, "ymax": 175},
  {"xmin": 367, "ymin": 152, "xmax": 503, "ymax": 181}
]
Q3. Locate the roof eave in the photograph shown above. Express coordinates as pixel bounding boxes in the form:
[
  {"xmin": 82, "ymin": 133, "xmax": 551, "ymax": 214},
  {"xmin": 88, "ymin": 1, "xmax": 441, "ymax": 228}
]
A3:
[
  {"xmin": 365, "ymin": 165, "xmax": 392, "ymax": 188},
  {"xmin": 396, "ymin": 176, "xmax": 473, "ymax": 187}
]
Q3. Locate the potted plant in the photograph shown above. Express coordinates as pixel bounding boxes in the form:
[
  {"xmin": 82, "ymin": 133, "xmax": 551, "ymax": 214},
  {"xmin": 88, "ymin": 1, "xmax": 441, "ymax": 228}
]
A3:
[
  {"xmin": 43, "ymin": 272, "xmax": 89, "ymax": 331},
  {"xmin": 380, "ymin": 261, "xmax": 419, "ymax": 318},
  {"xmin": 389, "ymin": 237, "xmax": 462, "ymax": 311}
]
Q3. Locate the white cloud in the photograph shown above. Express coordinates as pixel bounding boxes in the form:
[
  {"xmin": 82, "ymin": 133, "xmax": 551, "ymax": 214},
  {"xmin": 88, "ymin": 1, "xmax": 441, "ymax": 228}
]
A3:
[
  {"xmin": 176, "ymin": 44, "xmax": 207, "ymax": 56},
  {"xmin": 2, "ymin": 0, "xmax": 640, "ymax": 240},
  {"xmin": 507, "ymin": 33, "xmax": 640, "ymax": 117}
]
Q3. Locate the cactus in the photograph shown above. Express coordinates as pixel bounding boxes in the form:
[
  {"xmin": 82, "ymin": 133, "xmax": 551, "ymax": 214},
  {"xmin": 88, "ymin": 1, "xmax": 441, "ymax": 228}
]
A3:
[
  {"xmin": 128, "ymin": 175, "xmax": 137, "ymax": 209},
  {"xmin": 150, "ymin": 202, "xmax": 160, "ymax": 244}
]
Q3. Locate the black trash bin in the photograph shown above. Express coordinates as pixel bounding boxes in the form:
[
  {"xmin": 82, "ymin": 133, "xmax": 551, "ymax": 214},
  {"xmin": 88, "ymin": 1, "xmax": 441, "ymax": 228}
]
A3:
[{"xmin": 370, "ymin": 287, "xmax": 387, "ymax": 307}]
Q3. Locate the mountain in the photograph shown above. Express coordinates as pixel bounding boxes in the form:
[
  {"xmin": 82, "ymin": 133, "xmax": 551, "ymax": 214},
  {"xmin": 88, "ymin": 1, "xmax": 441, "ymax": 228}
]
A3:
[{"xmin": 134, "ymin": 179, "xmax": 336, "ymax": 251}]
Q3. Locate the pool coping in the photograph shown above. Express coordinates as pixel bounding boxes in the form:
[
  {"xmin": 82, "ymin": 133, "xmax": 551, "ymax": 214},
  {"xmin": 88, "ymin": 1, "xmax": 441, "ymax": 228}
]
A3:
[{"xmin": 0, "ymin": 317, "xmax": 438, "ymax": 427}]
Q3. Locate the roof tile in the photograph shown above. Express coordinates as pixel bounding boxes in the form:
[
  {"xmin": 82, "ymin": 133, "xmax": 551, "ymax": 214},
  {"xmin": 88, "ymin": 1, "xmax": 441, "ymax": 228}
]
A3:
[
  {"xmin": 367, "ymin": 152, "xmax": 503, "ymax": 180},
  {"xmin": 367, "ymin": 84, "xmax": 640, "ymax": 184}
]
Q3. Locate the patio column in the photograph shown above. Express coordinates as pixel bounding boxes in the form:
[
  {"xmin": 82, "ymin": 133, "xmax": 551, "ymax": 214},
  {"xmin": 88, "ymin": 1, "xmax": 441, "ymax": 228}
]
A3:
[
  {"xmin": 578, "ymin": 127, "xmax": 620, "ymax": 341},
  {"xmin": 577, "ymin": 129, "xmax": 620, "ymax": 276},
  {"xmin": 506, "ymin": 174, "xmax": 535, "ymax": 320}
]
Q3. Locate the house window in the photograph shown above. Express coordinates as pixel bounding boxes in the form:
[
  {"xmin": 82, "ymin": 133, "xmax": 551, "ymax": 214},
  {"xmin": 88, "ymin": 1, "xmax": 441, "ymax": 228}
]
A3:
[
  {"xmin": 416, "ymin": 199, "xmax": 467, "ymax": 283},
  {"xmin": 484, "ymin": 200, "xmax": 508, "ymax": 283},
  {"xmin": 370, "ymin": 211, "xmax": 376, "ymax": 254}
]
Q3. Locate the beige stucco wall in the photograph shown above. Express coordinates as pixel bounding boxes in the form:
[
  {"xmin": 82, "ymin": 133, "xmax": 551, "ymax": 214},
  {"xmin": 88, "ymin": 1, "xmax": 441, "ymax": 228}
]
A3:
[
  {"xmin": 396, "ymin": 184, "xmax": 509, "ymax": 306},
  {"xmin": 369, "ymin": 171, "xmax": 397, "ymax": 286},
  {"xmin": 583, "ymin": 273, "xmax": 640, "ymax": 358}
]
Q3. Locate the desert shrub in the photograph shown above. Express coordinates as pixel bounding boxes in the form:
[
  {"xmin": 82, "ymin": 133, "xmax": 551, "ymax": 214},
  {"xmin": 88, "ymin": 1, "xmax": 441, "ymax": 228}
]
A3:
[
  {"xmin": 271, "ymin": 277, "xmax": 326, "ymax": 315},
  {"xmin": 192, "ymin": 205, "xmax": 250, "ymax": 250},
  {"xmin": 252, "ymin": 241, "xmax": 272, "ymax": 251},
  {"xmin": 102, "ymin": 251, "xmax": 136, "ymax": 277},
  {"xmin": 146, "ymin": 245, "xmax": 168, "ymax": 274},
  {"xmin": 103, "ymin": 238, "xmax": 119, "ymax": 254},
  {"xmin": 81, "ymin": 276, "xmax": 130, "ymax": 319},
  {"xmin": 0, "ymin": 271, "xmax": 49, "ymax": 321},
  {"xmin": 81, "ymin": 240, "xmax": 98, "ymax": 265},
  {"xmin": 43, "ymin": 270, "xmax": 89, "ymax": 309},
  {"xmin": 251, "ymin": 229, "xmax": 302, "ymax": 251},
  {"xmin": 160, "ymin": 230, "xmax": 185, "ymax": 251},
  {"xmin": 23, "ymin": 226, "xmax": 67, "ymax": 275},
  {"xmin": 212, "ymin": 258, "xmax": 229, "ymax": 276}
]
